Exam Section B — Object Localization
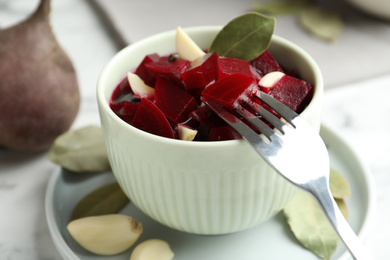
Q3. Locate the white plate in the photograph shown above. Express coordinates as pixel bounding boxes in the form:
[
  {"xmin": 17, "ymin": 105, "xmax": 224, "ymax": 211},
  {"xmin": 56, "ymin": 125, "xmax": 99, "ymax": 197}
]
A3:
[{"xmin": 45, "ymin": 124, "xmax": 375, "ymax": 260}]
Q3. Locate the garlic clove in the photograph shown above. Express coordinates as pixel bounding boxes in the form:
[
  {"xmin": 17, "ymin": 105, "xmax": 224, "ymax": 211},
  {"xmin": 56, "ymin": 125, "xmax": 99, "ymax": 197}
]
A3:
[
  {"xmin": 130, "ymin": 239, "xmax": 174, "ymax": 260},
  {"xmin": 178, "ymin": 124, "xmax": 198, "ymax": 141},
  {"xmin": 259, "ymin": 71, "xmax": 285, "ymax": 90},
  {"xmin": 127, "ymin": 72, "xmax": 155, "ymax": 99},
  {"xmin": 67, "ymin": 214, "xmax": 143, "ymax": 255},
  {"xmin": 176, "ymin": 26, "xmax": 205, "ymax": 62}
]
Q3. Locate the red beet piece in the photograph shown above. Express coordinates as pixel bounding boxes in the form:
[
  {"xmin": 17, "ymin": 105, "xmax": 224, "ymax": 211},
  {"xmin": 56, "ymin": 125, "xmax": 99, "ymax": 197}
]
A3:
[
  {"xmin": 189, "ymin": 86, "xmax": 206, "ymax": 104},
  {"xmin": 110, "ymin": 101, "xmax": 139, "ymax": 124},
  {"xmin": 131, "ymin": 98, "xmax": 175, "ymax": 139},
  {"xmin": 181, "ymin": 52, "xmax": 218, "ymax": 89},
  {"xmin": 189, "ymin": 105, "xmax": 225, "ymax": 127},
  {"xmin": 208, "ymin": 125, "xmax": 241, "ymax": 141},
  {"xmin": 268, "ymin": 75, "xmax": 314, "ymax": 113},
  {"xmin": 134, "ymin": 53, "xmax": 160, "ymax": 86},
  {"xmin": 201, "ymin": 73, "xmax": 259, "ymax": 110},
  {"xmin": 145, "ymin": 56, "xmax": 190, "ymax": 85},
  {"xmin": 217, "ymin": 56, "xmax": 260, "ymax": 80},
  {"xmin": 249, "ymin": 50, "xmax": 284, "ymax": 77},
  {"xmin": 155, "ymin": 76, "xmax": 198, "ymax": 123},
  {"xmin": 110, "ymin": 76, "xmax": 142, "ymax": 124},
  {"xmin": 110, "ymin": 76, "xmax": 131, "ymax": 101}
]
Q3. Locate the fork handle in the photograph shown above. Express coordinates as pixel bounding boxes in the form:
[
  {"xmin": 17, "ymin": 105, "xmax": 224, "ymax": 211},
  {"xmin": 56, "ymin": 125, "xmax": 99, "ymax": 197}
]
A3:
[{"xmin": 307, "ymin": 180, "xmax": 374, "ymax": 260}]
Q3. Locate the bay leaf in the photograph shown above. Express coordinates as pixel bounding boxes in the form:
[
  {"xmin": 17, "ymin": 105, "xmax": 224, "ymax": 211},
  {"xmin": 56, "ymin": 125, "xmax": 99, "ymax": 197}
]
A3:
[
  {"xmin": 48, "ymin": 125, "xmax": 111, "ymax": 172},
  {"xmin": 284, "ymin": 190, "xmax": 339, "ymax": 260},
  {"xmin": 209, "ymin": 12, "xmax": 275, "ymax": 61},
  {"xmin": 252, "ymin": 0, "xmax": 314, "ymax": 15},
  {"xmin": 336, "ymin": 198, "xmax": 349, "ymax": 219},
  {"xmin": 330, "ymin": 168, "xmax": 351, "ymax": 199},
  {"xmin": 71, "ymin": 182, "xmax": 130, "ymax": 221},
  {"xmin": 298, "ymin": 6, "xmax": 343, "ymax": 42}
]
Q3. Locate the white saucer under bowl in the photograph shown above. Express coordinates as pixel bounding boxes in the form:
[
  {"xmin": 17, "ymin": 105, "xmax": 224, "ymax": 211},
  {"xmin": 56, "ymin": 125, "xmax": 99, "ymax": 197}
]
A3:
[{"xmin": 45, "ymin": 124, "xmax": 375, "ymax": 260}]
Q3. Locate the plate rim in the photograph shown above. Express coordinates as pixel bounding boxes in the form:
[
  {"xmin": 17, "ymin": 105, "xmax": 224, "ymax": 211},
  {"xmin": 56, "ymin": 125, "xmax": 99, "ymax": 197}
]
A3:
[
  {"xmin": 45, "ymin": 123, "xmax": 376, "ymax": 260},
  {"xmin": 319, "ymin": 124, "xmax": 376, "ymax": 260}
]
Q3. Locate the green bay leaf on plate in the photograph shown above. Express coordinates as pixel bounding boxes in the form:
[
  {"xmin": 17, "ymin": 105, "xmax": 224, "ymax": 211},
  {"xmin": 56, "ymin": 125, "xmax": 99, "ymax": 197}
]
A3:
[
  {"xmin": 298, "ymin": 6, "xmax": 343, "ymax": 42},
  {"xmin": 209, "ymin": 12, "xmax": 275, "ymax": 61},
  {"xmin": 48, "ymin": 125, "xmax": 111, "ymax": 172},
  {"xmin": 71, "ymin": 182, "xmax": 129, "ymax": 221},
  {"xmin": 252, "ymin": 0, "xmax": 314, "ymax": 15},
  {"xmin": 284, "ymin": 190, "xmax": 339, "ymax": 260},
  {"xmin": 336, "ymin": 198, "xmax": 348, "ymax": 219},
  {"xmin": 330, "ymin": 168, "xmax": 351, "ymax": 199}
]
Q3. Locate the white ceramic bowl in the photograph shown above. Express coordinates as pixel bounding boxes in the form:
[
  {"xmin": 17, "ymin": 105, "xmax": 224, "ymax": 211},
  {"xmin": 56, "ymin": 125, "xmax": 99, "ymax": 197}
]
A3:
[{"xmin": 97, "ymin": 26, "xmax": 323, "ymax": 235}]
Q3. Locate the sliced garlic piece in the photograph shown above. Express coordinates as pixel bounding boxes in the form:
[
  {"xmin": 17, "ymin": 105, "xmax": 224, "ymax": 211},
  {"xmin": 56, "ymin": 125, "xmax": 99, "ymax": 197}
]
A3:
[
  {"xmin": 130, "ymin": 239, "xmax": 174, "ymax": 260},
  {"xmin": 176, "ymin": 26, "xmax": 205, "ymax": 61},
  {"xmin": 128, "ymin": 72, "xmax": 155, "ymax": 99},
  {"xmin": 259, "ymin": 71, "xmax": 285, "ymax": 90},
  {"xmin": 67, "ymin": 214, "xmax": 143, "ymax": 255},
  {"xmin": 178, "ymin": 124, "xmax": 198, "ymax": 141}
]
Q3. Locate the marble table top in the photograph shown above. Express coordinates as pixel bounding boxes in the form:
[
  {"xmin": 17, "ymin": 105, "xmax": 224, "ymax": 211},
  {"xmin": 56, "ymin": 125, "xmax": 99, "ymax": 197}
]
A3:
[{"xmin": 1, "ymin": 0, "xmax": 390, "ymax": 259}]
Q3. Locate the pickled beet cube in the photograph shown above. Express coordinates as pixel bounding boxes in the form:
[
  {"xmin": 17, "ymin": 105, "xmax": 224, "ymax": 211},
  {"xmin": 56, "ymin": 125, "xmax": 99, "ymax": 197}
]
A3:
[
  {"xmin": 145, "ymin": 56, "xmax": 190, "ymax": 85},
  {"xmin": 155, "ymin": 76, "xmax": 198, "ymax": 123},
  {"xmin": 134, "ymin": 53, "xmax": 160, "ymax": 86},
  {"xmin": 208, "ymin": 125, "xmax": 241, "ymax": 141},
  {"xmin": 201, "ymin": 73, "xmax": 259, "ymax": 110},
  {"xmin": 110, "ymin": 76, "xmax": 132, "ymax": 101},
  {"xmin": 131, "ymin": 98, "xmax": 175, "ymax": 139},
  {"xmin": 268, "ymin": 75, "xmax": 314, "ymax": 112},
  {"xmin": 217, "ymin": 56, "xmax": 260, "ymax": 80},
  {"xmin": 110, "ymin": 101, "xmax": 139, "ymax": 124},
  {"xmin": 189, "ymin": 105, "xmax": 225, "ymax": 127},
  {"xmin": 181, "ymin": 52, "xmax": 218, "ymax": 89},
  {"xmin": 249, "ymin": 50, "xmax": 283, "ymax": 77}
]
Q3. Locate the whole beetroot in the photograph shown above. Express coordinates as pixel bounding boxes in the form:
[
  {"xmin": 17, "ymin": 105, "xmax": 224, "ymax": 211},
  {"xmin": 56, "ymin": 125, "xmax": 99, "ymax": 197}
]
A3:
[{"xmin": 0, "ymin": 0, "xmax": 80, "ymax": 151}]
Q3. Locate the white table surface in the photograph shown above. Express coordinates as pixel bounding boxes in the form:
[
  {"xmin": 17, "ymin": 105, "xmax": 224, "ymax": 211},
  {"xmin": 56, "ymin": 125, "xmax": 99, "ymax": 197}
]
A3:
[{"xmin": 0, "ymin": 0, "xmax": 390, "ymax": 259}]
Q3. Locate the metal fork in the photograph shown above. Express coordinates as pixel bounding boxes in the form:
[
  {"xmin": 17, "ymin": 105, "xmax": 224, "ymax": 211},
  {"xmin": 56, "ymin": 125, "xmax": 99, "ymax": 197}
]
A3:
[{"xmin": 205, "ymin": 91, "xmax": 373, "ymax": 260}]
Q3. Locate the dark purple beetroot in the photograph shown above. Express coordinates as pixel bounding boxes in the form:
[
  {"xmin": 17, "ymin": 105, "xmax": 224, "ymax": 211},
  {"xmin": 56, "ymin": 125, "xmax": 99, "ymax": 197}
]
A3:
[
  {"xmin": 145, "ymin": 56, "xmax": 190, "ymax": 85},
  {"xmin": 131, "ymin": 98, "xmax": 175, "ymax": 139},
  {"xmin": 208, "ymin": 125, "xmax": 241, "ymax": 141},
  {"xmin": 110, "ymin": 101, "xmax": 139, "ymax": 124},
  {"xmin": 110, "ymin": 76, "xmax": 141, "ymax": 124},
  {"xmin": 202, "ymin": 73, "xmax": 259, "ymax": 110},
  {"xmin": 181, "ymin": 52, "xmax": 218, "ymax": 89},
  {"xmin": 189, "ymin": 105, "xmax": 226, "ymax": 127},
  {"xmin": 110, "ymin": 76, "xmax": 132, "ymax": 102},
  {"xmin": 217, "ymin": 56, "xmax": 260, "ymax": 80},
  {"xmin": 268, "ymin": 75, "xmax": 314, "ymax": 113},
  {"xmin": 155, "ymin": 76, "xmax": 198, "ymax": 123},
  {"xmin": 134, "ymin": 53, "xmax": 160, "ymax": 86},
  {"xmin": 249, "ymin": 50, "xmax": 284, "ymax": 77}
]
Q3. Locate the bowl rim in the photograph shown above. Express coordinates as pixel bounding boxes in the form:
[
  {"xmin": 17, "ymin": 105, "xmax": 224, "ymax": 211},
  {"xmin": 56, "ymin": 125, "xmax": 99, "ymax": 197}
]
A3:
[{"xmin": 97, "ymin": 26, "xmax": 323, "ymax": 149}]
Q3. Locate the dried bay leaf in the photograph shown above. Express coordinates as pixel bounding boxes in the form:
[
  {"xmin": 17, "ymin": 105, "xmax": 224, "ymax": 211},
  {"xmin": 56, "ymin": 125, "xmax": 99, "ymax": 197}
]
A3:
[
  {"xmin": 71, "ymin": 182, "xmax": 130, "ymax": 221},
  {"xmin": 48, "ymin": 125, "xmax": 111, "ymax": 172},
  {"xmin": 209, "ymin": 12, "xmax": 275, "ymax": 61},
  {"xmin": 284, "ymin": 190, "xmax": 339, "ymax": 260},
  {"xmin": 298, "ymin": 6, "xmax": 343, "ymax": 42},
  {"xmin": 330, "ymin": 168, "xmax": 351, "ymax": 199},
  {"xmin": 284, "ymin": 168, "xmax": 351, "ymax": 259},
  {"xmin": 336, "ymin": 198, "xmax": 348, "ymax": 219},
  {"xmin": 252, "ymin": 0, "xmax": 314, "ymax": 15}
]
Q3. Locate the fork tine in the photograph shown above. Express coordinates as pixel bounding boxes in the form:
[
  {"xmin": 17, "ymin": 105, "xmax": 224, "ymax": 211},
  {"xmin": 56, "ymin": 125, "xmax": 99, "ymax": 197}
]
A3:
[
  {"xmin": 253, "ymin": 91, "xmax": 299, "ymax": 127},
  {"xmin": 235, "ymin": 106, "xmax": 275, "ymax": 139},
  {"xmin": 243, "ymin": 102, "xmax": 285, "ymax": 134},
  {"xmin": 205, "ymin": 102, "xmax": 274, "ymax": 142}
]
